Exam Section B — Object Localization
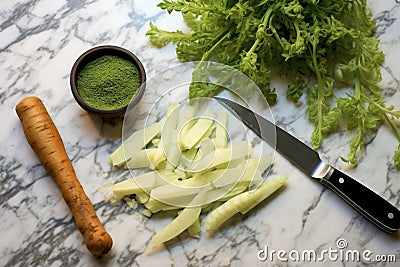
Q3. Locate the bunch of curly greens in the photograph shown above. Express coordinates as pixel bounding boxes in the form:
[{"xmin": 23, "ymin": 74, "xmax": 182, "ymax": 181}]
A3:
[{"xmin": 146, "ymin": 0, "xmax": 400, "ymax": 168}]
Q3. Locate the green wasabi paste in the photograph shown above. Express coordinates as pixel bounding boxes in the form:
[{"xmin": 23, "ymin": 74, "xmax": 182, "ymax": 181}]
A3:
[{"xmin": 77, "ymin": 55, "xmax": 140, "ymax": 110}]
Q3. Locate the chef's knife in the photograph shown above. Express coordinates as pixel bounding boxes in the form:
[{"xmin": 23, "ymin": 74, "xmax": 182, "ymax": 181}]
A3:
[{"xmin": 214, "ymin": 96, "xmax": 400, "ymax": 233}]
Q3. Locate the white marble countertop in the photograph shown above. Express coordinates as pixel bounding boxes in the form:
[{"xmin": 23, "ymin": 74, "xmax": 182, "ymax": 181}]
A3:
[{"xmin": 1, "ymin": 1, "xmax": 400, "ymax": 266}]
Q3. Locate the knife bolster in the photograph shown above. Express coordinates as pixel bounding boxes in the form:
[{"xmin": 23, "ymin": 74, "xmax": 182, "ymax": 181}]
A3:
[{"xmin": 311, "ymin": 161, "xmax": 333, "ymax": 179}]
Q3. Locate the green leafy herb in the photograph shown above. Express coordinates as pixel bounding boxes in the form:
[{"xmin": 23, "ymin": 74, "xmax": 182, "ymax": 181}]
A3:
[{"xmin": 146, "ymin": 0, "xmax": 400, "ymax": 168}]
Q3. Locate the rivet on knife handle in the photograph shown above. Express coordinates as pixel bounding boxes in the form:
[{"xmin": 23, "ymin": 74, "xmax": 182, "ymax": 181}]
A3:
[{"xmin": 320, "ymin": 168, "xmax": 400, "ymax": 233}]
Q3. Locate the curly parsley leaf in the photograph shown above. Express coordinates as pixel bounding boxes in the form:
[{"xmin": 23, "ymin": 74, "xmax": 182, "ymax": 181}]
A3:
[{"xmin": 148, "ymin": 0, "xmax": 400, "ymax": 168}]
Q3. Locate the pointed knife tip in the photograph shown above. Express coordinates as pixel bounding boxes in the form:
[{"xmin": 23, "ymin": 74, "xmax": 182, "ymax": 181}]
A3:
[{"xmin": 213, "ymin": 96, "xmax": 231, "ymax": 105}]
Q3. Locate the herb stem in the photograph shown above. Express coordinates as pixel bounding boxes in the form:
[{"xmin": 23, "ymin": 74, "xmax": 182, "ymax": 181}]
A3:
[
  {"xmin": 311, "ymin": 29, "xmax": 323, "ymax": 148},
  {"xmin": 383, "ymin": 113, "xmax": 400, "ymax": 143},
  {"xmin": 247, "ymin": 6, "xmax": 274, "ymax": 56},
  {"xmin": 361, "ymin": 93, "xmax": 400, "ymax": 117},
  {"xmin": 201, "ymin": 30, "xmax": 231, "ymax": 62}
]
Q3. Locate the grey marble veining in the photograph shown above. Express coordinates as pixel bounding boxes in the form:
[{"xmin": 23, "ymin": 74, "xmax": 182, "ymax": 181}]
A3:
[{"xmin": 1, "ymin": 1, "xmax": 400, "ymax": 266}]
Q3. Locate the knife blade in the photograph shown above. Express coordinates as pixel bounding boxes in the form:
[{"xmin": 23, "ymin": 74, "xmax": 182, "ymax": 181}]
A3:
[{"xmin": 214, "ymin": 96, "xmax": 400, "ymax": 233}]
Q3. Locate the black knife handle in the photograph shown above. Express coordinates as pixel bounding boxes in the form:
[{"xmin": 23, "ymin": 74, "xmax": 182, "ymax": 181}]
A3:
[{"xmin": 320, "ymin": 168, "xmax": 400, "ymax": 233}]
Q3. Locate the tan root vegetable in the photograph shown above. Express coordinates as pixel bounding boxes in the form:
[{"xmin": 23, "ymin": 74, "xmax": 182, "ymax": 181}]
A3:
[{"xmin": 15, "ymin": 96, "xmax": 113, "ymax": 257}]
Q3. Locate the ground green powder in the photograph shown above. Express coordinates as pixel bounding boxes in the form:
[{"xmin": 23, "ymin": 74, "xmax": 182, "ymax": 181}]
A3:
[{"xmin": 77, "ymin": 55, "xmax": 140, "ymax": 110}]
